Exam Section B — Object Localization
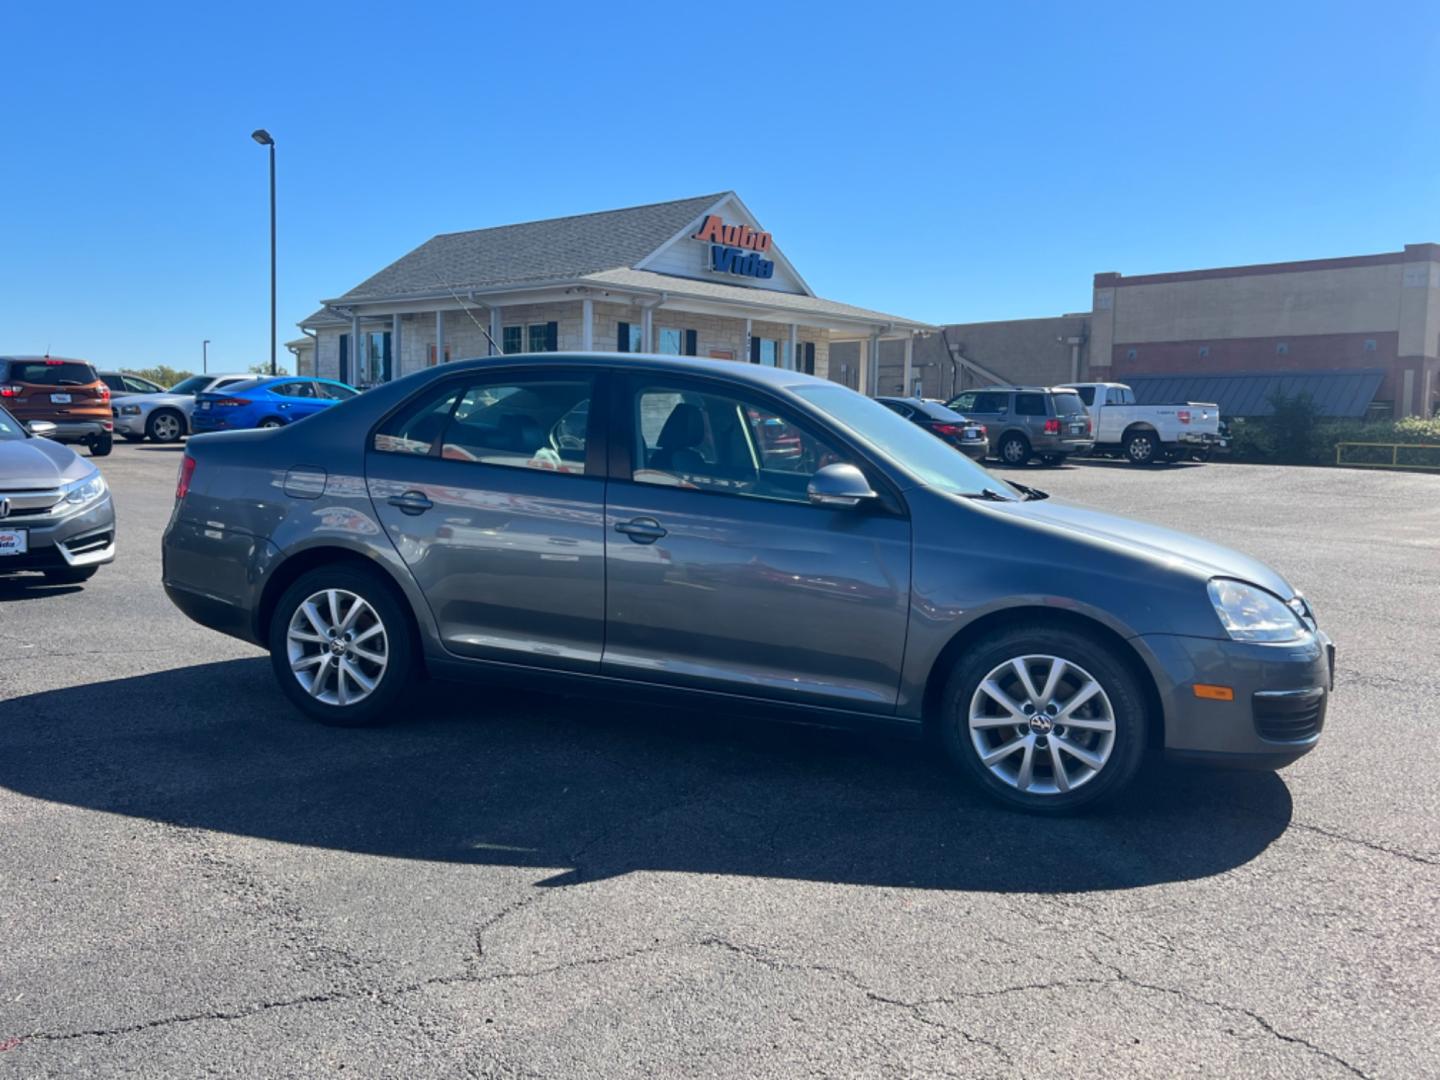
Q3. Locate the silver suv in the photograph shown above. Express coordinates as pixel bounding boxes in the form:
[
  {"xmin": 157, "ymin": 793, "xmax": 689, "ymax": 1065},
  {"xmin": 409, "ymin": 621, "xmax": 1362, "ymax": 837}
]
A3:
[{"xmin": 946, "ymin": 386, "xmax": 1093, "ymax": 467}]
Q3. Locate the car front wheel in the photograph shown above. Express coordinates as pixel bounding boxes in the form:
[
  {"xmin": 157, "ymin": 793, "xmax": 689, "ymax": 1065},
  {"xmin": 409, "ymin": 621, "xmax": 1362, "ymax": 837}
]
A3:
[
  {"xmin": 939, "ymin": 626, "xmax": 1147, "ymax": 813},
  {"xmin": 268, "ymin": 566, "xmax": 416, "ymax": 727},
  {"xmin": 997, "ymin": 433, "xmax": 1031, "ymax": 466}
]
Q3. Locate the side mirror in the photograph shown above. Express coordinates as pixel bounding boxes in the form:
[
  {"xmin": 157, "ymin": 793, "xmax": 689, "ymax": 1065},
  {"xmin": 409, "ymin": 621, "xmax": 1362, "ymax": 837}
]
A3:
[
  {"xmin": 807, "ymin": 463, "xmax": 877, "ymax": 508},
  {"xmin": 28, "ymin": 420, "xmax": 57, "ymax": 437}
]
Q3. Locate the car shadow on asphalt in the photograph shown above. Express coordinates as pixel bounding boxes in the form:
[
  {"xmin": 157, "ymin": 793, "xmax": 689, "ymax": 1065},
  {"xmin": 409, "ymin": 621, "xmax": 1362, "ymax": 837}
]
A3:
[
  {"xmin": 0, "ymin": 576, "xmax": 84, "ymax": 600},
  {"xmin": 0, "ymin": 658, "xmax": 1294, "ymax": 893}
]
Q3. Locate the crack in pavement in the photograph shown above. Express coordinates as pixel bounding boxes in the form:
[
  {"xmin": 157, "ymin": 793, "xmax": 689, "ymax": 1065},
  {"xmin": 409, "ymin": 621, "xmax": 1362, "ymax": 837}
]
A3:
[{"xmin": 1289, "ymin": 820, "xmax": 1438, "ymax": 867}]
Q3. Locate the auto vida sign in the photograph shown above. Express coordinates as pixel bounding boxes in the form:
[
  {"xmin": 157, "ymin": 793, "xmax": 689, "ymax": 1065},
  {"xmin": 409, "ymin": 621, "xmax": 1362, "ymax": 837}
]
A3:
[{"xmin": 692, "ymin": 215, "xmax": 775, "ymax": 280}]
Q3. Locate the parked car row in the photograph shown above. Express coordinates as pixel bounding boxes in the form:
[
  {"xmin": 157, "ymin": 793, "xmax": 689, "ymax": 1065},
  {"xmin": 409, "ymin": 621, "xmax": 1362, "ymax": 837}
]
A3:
[{"xmin": 115, "ymin": 374, "xmax": 360, "ymax": 441}]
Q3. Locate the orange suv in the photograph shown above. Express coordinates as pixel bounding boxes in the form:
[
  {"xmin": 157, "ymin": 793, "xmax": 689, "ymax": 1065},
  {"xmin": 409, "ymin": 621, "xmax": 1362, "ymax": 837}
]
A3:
[{"xmin": 0, "ymin": 356, "xmax": 113, "ymax": 456}]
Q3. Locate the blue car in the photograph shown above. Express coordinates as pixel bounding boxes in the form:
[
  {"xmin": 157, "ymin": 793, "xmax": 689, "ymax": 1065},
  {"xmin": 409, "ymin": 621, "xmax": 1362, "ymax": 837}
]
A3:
[{"xmin": 191, "ymin": 377, "xmax": 359, "ymax": 432}]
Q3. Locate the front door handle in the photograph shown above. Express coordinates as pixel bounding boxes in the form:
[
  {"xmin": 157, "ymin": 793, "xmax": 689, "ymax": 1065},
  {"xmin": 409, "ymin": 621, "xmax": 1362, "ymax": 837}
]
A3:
[
  {"xmin": 388, "ymin": 490, "xmax": 433, "ymax": 515},
  {"xmin": 614, "ymin": 516, "xmax": 667, "ymax": 544}
]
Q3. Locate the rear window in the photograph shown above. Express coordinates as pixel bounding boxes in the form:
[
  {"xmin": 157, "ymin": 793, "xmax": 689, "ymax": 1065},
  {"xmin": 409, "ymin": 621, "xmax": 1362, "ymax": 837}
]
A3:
[
  {"xmin": 1072, "ymin": 386, "xmax": 1095, "ymax": 406},
  {"xmin": 1051, "ymin": 392, "xmax": 1085, "ymax": 414},
  {"xmin": 5, "ymin": 361, "xmax": 97, "ymax": 386}
]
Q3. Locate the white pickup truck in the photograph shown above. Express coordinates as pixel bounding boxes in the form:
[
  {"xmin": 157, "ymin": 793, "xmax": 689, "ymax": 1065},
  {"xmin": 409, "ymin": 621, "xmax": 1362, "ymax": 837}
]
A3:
[{"xmin": 1059, "ymin": 382, "xmax": 1226, "ymax": 465}]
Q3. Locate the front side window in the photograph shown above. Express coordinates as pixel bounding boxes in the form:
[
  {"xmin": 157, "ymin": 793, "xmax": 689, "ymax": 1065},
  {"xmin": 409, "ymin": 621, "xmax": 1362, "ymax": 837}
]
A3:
[
  {"xmin": 632, "ymin": 383, "xmax": 848, "ymax": 504},
  {"xmin": 374, "ymin": 376, "xmax": 593, "ymax": 474}
]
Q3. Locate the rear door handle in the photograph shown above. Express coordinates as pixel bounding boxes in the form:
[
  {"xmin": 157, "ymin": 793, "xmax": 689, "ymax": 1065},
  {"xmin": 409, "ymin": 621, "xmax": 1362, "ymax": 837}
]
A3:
[
  {"xmin": 387, "ymin": 490, "xmax": 433, "ymax": 515},
  {"xmin": 614, "ymin": 516, "xmax": 667, "ymax": 544}
]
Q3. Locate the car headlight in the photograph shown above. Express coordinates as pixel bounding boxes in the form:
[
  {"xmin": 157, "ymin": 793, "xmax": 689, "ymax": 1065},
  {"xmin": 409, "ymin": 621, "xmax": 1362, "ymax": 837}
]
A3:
[
  {"xmin": 1207, "ymin": 578, "xmax": 1310, "ymax": 643},
  {"xmin": 119, "ymin": 404, "xmax": 141, "ymax": 415},
  {"xmin": 61, "ymin": 469, "xmax": 108, "ymax": 511}
]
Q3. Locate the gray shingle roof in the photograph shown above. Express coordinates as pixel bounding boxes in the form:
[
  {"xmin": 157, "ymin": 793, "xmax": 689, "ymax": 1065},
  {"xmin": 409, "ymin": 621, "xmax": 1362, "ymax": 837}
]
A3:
[
  {"xmin": 1126, "ymin": 368, "xmax": 1387, "ymax": 418},
  {"xmin": 332, "ymin": 193, "xmax": 728, "ymax": 302}
]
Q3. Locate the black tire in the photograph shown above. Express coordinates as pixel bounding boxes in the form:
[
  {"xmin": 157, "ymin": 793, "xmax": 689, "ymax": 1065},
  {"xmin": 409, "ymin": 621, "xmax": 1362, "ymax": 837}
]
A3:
[
  {"xmin": 997, "ymin": 432, "xmax": 1031, "ymax": 467},
  {"xmin": 88, "ymin": 435, "xmax": 112, "ymax": 457},
  {"xmin": 121, "ymin": 433, "xmax": 145, "ymax": 443},
  {"xmin": 1124, "ymin": 430, "xmax": 1159, "ymax": 465},
  {"xmin": 42, "ymin": 565, "xmax": 99, "ymax": 585},
  {"xmin": 146, "ymin": 409, "xmax": 185, "ymax": 443},
  {"xmin": 937, "ymin": 625, "xmax": 1148, "ymax": 814},
  {"xmin": 267, "ymin": 565, "xmax": 417, "ymax": 728}
]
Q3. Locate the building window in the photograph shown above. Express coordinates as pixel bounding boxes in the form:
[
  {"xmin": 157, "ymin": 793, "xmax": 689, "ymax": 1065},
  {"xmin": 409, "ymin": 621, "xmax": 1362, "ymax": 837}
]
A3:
[
  {"xmin": 616, "ymin": 321, "xmax": 643, "ymax": 352},
  {"xmin": 502, "ymin": 326, "xmax": 523, "ymax": 354},
  {"xmin": 657, "ymin": 327, "xmax": 683, "ymax": 355},
  {"xmin": 1363, "ymin": 339, "xmax": 1377, "ymax": 352},
  {"xmin": 1125, "ymin": 348, "xmax": 1137, "ymax": 361},
  {"xmin": 1276, "ymin": 342, "xmax": 1289, "ymax": 356},
  {"xmin": 750, "ymin": 338, "xmax": 780, "ymax": 366},
  {"xmin": 528, "ymin": 323, "xmax": 558, "ymax": 352},
  {"xmin": 1198, "ymin": 346, "xmax": 1210, "ymax": 359}
]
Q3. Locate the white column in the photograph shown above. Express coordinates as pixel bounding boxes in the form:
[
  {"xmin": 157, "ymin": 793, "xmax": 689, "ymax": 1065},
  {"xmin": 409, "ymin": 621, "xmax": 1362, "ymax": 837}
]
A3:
[
  {"xmin": 489, "ymin": 306, "xmax": 502, "ymax": 355},
  {"xmin": 902, "ymin": 335, "xmax": 913, "ymax": 395},
  {"xmin": 435, "ymin": 310, "xmax": 445, "ymax": 366},
  {"xmin": 744, "ymin": 318, "xmax": 753, "ymax": 363},
  {"xmin": 856, "ymin": 338, "xmax": 868, "ymax": 393},
  {"xmin": 581, "ymin": 298, "xmax": 594, "ymax": 351},
  {"xmin": 642, "ymin": 306, "xmax": 654, "ymax": 352},
  {"xmin": 392, "ymin": 313, "xmax": 402, "ymax": 377},
  {"xmin": 350, "ymin": 313, "xmax": 361, "ymax": 383},
  {"xmin": 868, "ymin": 332, "xmax": 881, "ymax": 396},
  {"xmin": 788, "ymin": 323, "xmax": 798, "ymax": 371}
]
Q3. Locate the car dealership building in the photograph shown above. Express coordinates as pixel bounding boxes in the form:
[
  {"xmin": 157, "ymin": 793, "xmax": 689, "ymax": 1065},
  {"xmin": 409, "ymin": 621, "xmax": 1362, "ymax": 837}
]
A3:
[{"xmin": 294, "ymin": 192, "xmax": 931, "ymax": 392}]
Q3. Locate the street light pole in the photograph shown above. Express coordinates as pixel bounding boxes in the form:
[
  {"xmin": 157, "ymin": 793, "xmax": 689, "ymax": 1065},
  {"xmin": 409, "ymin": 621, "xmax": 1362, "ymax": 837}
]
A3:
[
  {"xmin": 251, "ymin": 129, "xmax": 277, "ymax": 376},
  {"xmin": 203, "ymin": 339, "xmax": 210, "ymax": 374}
]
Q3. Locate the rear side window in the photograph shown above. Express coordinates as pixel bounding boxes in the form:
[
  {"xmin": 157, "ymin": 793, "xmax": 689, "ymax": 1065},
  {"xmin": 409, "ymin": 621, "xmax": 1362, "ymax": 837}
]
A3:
[
  {"xmin": 1014, "ymin": 393, "xmax": 1046, "ymax": 416},
  {"xmin": 316, "ymin": 382, "xmax": 357, "ymax": 401},
  {"xmin": 272, "ymin": 380, "xmax": 317, "ymax": 398},
  {"xmin": 1073, "ymin": 386, "xmax": 1095, "ymax": 406},
  {"xmin": 101, "ymin": 374, "xmax": 126, "ymax": 391},
  {"xmin": 6, "ymin": 361, "xmax": 97, "ymax": 386}
]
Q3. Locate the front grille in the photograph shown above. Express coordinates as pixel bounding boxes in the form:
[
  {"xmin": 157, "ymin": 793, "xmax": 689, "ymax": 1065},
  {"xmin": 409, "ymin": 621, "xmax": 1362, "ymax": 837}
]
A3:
[
  {"xmin": 0, "ymin": 488, "xmax": 62, "ymax": 517},
  {"xmin": 1254, "ymin": 689, "xmax": 1326, "ymax": 742}
]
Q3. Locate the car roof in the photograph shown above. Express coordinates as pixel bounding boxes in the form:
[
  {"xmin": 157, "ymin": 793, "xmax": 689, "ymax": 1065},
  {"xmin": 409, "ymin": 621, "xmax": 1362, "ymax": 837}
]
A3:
[
  {"xmin": 969, "ymin": 385, "xmax": 1053, "ymax": 393},
  {"xmin": 428, "ymin": 351, "xmax": 837, "ymax": 391},
  {"xmin": 0, "ymin": 355, "xmax": 92, "ymax": 364}
]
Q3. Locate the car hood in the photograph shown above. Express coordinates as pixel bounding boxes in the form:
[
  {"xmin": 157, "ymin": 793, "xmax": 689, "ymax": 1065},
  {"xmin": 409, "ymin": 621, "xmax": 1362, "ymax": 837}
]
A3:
[
  {"xmin": 990, "ymin": 496, "xmax": 1296, "ymax": 598},
  {"xmin": 0, "ymin": 437, "xmax": 88, "ymax": 487}
]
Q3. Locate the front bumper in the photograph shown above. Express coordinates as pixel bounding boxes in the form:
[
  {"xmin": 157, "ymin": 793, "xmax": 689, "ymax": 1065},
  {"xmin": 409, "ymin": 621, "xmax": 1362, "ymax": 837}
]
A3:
[
  {"xmin": 112, "ymin": 411, "xmax": 146, "ymax": 436},
  {"xmin": 0, "ymin": 496, "xmax": 116, "ymax": 572},
  {"xmin": 1135, "ymin": 630, "xmax": 1333, "ymax": 768}
]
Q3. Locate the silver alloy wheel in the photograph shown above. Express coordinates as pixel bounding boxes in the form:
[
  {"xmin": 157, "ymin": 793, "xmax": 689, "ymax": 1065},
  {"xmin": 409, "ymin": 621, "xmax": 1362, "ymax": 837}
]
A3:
[
  {"xmin": 286, "ymin": 588, "xmax": 389, "ymax": 706},
  {"xmin": 1002, "ymin": 436, "xmax": 1027, "ymax": 464},
  {"xmin": 1128, "ymin": 434, "xmax": 1154, "ymax": 462},
  {"xmin": 260, "ymin": 419, "xmax": 283, "ymax": 429},
  {"xmin": 152, "ymin": 412, "xmax": 181, "ymax": 441},
  {"xmin": 968, "ymin": 654, "xmax": 1116, "ymax": 795}
]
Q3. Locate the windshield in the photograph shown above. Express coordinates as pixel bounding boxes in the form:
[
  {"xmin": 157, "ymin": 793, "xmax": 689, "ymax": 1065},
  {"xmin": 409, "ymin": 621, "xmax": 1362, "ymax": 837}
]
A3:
[
  {"xmin": 0, "ymin": 407, "xmax": 26, "ymax": 441},
  {"xmin": 169, "ymin": 376, "xmax": 209, "ymax": 395},
  {"xmin": 793, "ymin": 384, "xmax": 1016, "ymax": 498}
]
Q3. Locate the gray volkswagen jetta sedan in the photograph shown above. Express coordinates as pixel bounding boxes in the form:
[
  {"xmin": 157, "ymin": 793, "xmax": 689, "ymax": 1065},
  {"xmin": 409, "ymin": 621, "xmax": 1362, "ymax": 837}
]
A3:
[
  {"xmin": 162, "ymin": 353, "xmax": 1333, "ymax": 812},
  {"xmin": 0, "ymin": 406, "xmax": 115, "ymax": 582}
]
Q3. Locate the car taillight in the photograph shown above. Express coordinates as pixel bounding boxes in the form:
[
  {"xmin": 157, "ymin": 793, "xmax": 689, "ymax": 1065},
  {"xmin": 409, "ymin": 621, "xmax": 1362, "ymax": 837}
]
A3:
[
  {"xmin": 176, "ymin": 455, "xmax": 197, "ymax": 500},
  {"xmin": 1044, "ymin": 418, "xmax": 1061, "ymax": 434},
  {"xmin": 931, "ymin": 422, "xmax": 963, "ymax": 436},
  {"xmin": 1178, "ymin": 409, "xmax": 1191, "ymax": 424},
  {"xmin": 0, "ymin": 385, "xmax": 21, "ymax": 397},
  {"xmin": 211, "ymin": 397, "xmax": 248, "ymax": 407},
  {"xmin": 976, "ymin": 424, "xmax": 987, "ymax": 437},
  {"xmin": 97, "ymin": 385, "xmax": 110, "ymax": 402}
]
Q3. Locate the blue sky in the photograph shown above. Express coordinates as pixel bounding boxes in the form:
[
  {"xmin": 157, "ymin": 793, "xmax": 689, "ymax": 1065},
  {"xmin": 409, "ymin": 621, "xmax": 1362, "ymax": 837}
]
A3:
[{"xmin": 4, "ymin": 1, "xmax": 1438, "ymax": 372}]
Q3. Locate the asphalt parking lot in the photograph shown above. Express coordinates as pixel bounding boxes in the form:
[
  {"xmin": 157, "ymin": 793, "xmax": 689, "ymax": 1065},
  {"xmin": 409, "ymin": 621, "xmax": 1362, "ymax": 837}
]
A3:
[{"xmin": 1, "ymin": 445, "xmax": 1436, "ymax": 1078}]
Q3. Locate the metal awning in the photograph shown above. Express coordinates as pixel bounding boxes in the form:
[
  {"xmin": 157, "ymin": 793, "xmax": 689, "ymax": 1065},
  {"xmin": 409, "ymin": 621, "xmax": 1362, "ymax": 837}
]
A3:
[{"xmin": 1124, "ymin": 368, "xmax": 1387, "ymax": 418}]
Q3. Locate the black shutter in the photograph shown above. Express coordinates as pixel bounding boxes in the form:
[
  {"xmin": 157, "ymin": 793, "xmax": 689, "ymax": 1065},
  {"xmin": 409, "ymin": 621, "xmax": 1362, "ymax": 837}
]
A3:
[
  {"xmin": 750, "ymin": 336, "xmax": 761, "ymax": 364},
  {"xmin": 805, "ymin": 342, "xmax": 816, "ymax": 374},
  {"xmin": 545, "ymin": 322, "xmax": 558, "ymax": 352},
  {"xmin": 617, "ymin": 321, "xmax": 630, "ymax": 352},
  {"xmin": 338, "ymin": 334, "xmax": 349, "ymax": 384},
  {"xmin": 684, "ymin": 329, "xmax": 698, "ymax": 357},
  {"xmin": 382, "ymin": 332, "xmax": 393, "ymax": 382}
]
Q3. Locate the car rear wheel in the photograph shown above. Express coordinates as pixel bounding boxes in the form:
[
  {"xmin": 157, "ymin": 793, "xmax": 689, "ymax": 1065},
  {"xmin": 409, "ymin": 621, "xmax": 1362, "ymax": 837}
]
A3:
[
  {"xmin": 938, "ymin": 626, "xmax": 1147, "ymax": 813},
  {"xmin": 88, "ymin": 435, "xmax": 112, "ymax": 457},
  {"xmin": 1124, "ymin": 430, "xmax": 1158, "ymax": 465},
  {"xmin": 259, "ymin": 418, "xmax": 284, "ymax": 430},
  {"xmin": 147, "ymin": 409, "xmax": 184, "ymax": 443},
  {"xmin": 997, "ymin": 433, "xmax": 1031, "ymax": 466},
  {"xmin": 268, "ymin": 566, "xmax": 416, "ymax": 727}
]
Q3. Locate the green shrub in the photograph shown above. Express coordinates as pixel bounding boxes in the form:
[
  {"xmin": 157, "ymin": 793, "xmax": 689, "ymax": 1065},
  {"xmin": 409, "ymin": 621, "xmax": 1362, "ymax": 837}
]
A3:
[
  {"xmin": 1227, "ymin": 411, "xmax": 1440, "ymax": 467},
  {"xmin": 126, "ymin": 365, "xmax": 194, "ymax": 389}
]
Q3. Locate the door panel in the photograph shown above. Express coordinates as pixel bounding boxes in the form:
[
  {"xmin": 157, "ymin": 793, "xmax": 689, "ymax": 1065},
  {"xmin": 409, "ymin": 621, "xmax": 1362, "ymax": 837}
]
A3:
[
  {"xmin": 365, "ymin": 372, "xmax": 605, "ymax": 671},
  {"xmin": 604, "ymin": 484, "xmax": 911, "ymax": 709}
]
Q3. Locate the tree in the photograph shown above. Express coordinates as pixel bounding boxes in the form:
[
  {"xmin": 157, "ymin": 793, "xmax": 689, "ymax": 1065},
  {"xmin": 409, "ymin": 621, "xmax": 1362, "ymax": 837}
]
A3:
[
  {"xmin": 248, "ymin": 362, "xmax": 290, "ymax": 376},
  {"xmin": 126, "ymin": 365, "xmax": 194, "ymax": 389}
]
